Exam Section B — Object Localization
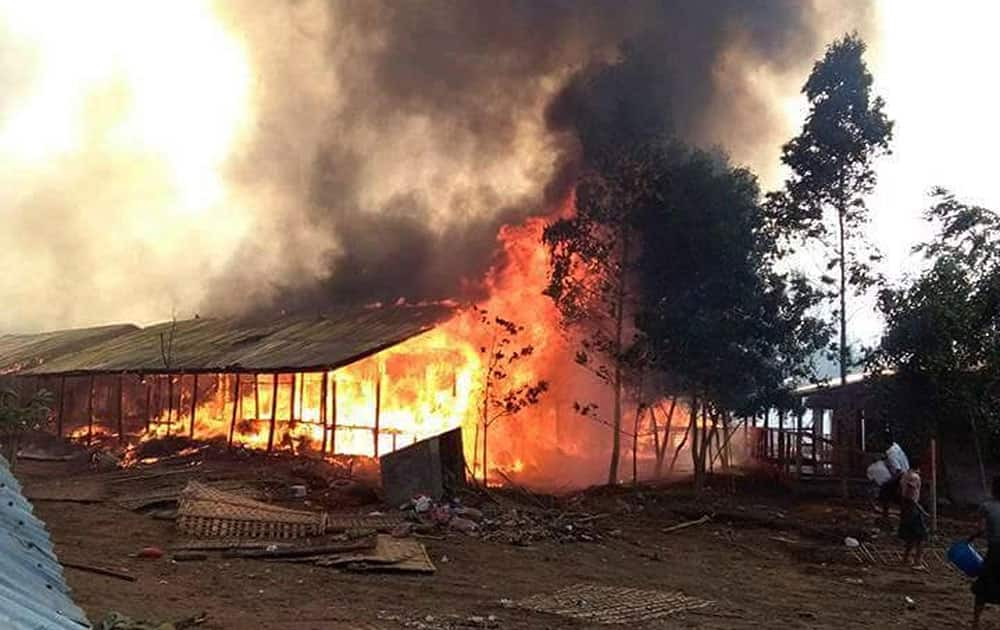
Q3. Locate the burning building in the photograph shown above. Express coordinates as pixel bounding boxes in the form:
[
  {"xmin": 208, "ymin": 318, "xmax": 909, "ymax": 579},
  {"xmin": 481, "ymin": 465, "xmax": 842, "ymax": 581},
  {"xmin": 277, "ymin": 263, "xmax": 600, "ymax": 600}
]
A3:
[{"xmin": 0, "ymin": 305, "xmax": 475, "ymax": 458}]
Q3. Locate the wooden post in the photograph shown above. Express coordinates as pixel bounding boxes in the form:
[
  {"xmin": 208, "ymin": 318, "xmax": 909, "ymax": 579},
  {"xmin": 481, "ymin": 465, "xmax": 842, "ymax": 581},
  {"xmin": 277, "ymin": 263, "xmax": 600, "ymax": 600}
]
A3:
[
  {"xmin": 86, "ymin": 375, "xmax": 96, "ymax": 444},
  {"xmin": 319, "ymin": 372, "xmax": 329, "ymax": 455},
  {"xmin": 373, "ymin": 367, "xmax": 382, "ymax": 458},
  {"xmin": 330, "ymin": 376, "xmax": 338, "ymax": 455},
  {"xmin": 931, "ymin": 437, "xmax": 938, "ymax": 534},
  {"xmin": 143, "ymin": 378, "xmax": 153, "ymax": 433},
  {"xmin": 57, "ymin": 376, "xmax": 67, "ymax": 438},
  {"xmin": 116, "ymin": 374, "xmax": 125, "ymax": 444},
  {"xmin": 267, "ymin": 373, "xmax": 278, "ymax": 453},
  {"xmin": 189, "ymin": 374, "xmax": 199, "ymax": 438},
  {"xmin": 228, "ymin": 374, "xmax": 240, "ymax": 447},
  {"xmin": 166, "ymin": 375, "xmax": 175, "ymax": 435},
  {"xmin": 795, "ymin": 409, "xmax": 804, "ymax": 480},
  {"xmin": 289, "ymin": 372, "xmax": 298, "ymax": 423},
  {"xmin": 254, "ymin": 375, "xmax": 261, "ymax": 420},
  {"xmin": 297, "ymin": 374, "xmax": 304, "ymax": 422}
]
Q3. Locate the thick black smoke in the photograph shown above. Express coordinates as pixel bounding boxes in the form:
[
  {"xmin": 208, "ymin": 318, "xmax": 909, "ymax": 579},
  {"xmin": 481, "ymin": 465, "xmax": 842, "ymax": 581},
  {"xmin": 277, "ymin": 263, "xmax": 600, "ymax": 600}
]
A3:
[{"xmin": 206, "ymin": 0, "xmax": 874, "ymax": 314}]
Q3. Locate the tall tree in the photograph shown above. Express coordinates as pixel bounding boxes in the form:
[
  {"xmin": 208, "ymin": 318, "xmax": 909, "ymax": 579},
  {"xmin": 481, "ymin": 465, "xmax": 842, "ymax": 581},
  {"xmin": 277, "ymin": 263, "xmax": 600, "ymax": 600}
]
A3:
[
  {"xmin": 776, "ymin": 33, "xmax": 893, "ymax": 386},
  {"xmin": 637, "ymin": 146, "xmax": 829, "ymax": 493},
  {"xmin": 543, "ymin": 149, "xmax": 656, "ymax": 485}
]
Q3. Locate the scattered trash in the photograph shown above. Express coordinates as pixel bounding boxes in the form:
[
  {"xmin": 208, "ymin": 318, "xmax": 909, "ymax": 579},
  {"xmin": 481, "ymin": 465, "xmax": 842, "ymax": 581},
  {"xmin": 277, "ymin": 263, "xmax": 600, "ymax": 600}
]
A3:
[
  {"xmin": 137, "ymin": 546, "xmax": 165, "ymax": 559},
  {"xmin": 448, "ymin": 516, "xmax": 479, "ymax": 534},
  {"xmin": 63, "ymin": 561, "xmax": 136, "ymax": 582},
  {"xmin": 844, "ymin": 537, "xmax": 860, "ymax": 549},
  {"xmin": 662, "ymin": 514, "xmax": 711, "ymax": 534},
  {"xmin": 289, "ymin": 484, "xmax": 307, "ymax": 499},
  {"xmin": 172, "ymin": 551, "xmax": 208, "ymax": 562},
  {"xmin": 905, "ymin": 596, "xmax": 916, "ymax": 609}
]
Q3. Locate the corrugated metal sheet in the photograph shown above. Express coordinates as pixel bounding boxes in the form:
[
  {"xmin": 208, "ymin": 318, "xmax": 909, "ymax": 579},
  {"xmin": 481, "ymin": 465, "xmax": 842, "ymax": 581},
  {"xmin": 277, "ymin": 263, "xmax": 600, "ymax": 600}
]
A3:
[
  {"xmin": 11, "ymin": 304, "xmax": 452, "ymax": 376},
  {"xmin": 0, "ymin": 325, "xmax": 139, "ymax": 375},
  {"xmin": 0, "ymin": 456, "xmax": 90, "ymax": 629}
]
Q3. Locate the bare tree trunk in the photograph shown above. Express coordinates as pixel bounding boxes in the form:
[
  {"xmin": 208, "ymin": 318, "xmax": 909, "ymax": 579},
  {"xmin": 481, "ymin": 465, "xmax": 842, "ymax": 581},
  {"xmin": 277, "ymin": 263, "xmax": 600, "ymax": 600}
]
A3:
[
  {"xmin": 654, "ymin": 397, "xmax": 677, "ymax": 478},
  {"xmin": 669, "ymin": 397, "xmax": 692, "ymax": 474},
  {"xmin": 692, "ymin": 399, "xmax": 706, "ymax": 495},
  {"xmin": 837, "ymin": 202, "xmax": 849, "ymax": 499},
  {"xmin": 482, "ymin": 422, "xmax": 489, "ymax": 486},
  {"xmin": 608, "ymin": 230, "xmax": 629, "ymax": 486},
  {"xmin": 632, "ymin": 405, "xmax": 644, "ymax": 485},
  {"xmin": 837, "ymin": 202, "xmax": 848, "ymax": 387}
]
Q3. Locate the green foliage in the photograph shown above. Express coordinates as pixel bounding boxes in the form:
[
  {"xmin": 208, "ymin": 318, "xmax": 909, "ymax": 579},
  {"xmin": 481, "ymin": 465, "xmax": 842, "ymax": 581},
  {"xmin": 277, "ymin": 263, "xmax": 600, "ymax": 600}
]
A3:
[
  {"xmin": 772, "ymin": 33, "xmax": 893, "ymax": 381},
  {"xmin": 0, "ymin": 387, "xmax": 54, "ymax": 434},
  {"xmin": 635, "ymin": 146, "xmax": 830, "ymax": 416},
  {"xmin": 871, "ymin": 190, "xmax": 1000, "ymax": 448}
]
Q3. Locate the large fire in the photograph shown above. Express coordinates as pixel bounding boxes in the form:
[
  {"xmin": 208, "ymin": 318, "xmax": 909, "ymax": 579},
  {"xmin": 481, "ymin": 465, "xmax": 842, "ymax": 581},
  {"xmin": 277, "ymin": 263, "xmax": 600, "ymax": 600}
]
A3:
[{"xmin": 61, "ymin": 194, "xmax": 657, "ymax": 487}]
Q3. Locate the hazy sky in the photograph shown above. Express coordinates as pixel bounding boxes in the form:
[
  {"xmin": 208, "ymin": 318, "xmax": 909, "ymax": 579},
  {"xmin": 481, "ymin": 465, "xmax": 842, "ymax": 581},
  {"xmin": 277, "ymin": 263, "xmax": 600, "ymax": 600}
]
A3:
[
  {"xmin": 0, "ymin": 1, "xmax": 995, "ymax": 344},
  {"xmin": 846, "ymin": 1, "xmax": 1000, "ymax": 344}
]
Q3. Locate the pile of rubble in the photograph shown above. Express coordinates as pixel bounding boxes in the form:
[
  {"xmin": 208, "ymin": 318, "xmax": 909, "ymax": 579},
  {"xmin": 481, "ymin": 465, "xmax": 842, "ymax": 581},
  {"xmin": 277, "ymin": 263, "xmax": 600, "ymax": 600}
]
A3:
[{"xmin": 393, "ymin": 495, "xmax": 607, "ymax": 546}]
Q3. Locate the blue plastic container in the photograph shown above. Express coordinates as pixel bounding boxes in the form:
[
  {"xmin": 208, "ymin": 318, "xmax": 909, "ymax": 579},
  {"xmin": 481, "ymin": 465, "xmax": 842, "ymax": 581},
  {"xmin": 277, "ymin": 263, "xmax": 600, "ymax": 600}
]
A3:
[{"xmin": 948, "ymin": 541, "xmax": 984, "ymax": 578}]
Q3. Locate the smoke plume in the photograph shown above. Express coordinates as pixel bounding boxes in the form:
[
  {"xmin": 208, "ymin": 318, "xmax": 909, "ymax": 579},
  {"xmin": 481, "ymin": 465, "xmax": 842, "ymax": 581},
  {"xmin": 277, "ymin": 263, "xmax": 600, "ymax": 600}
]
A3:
[{"xmin": 0, "ymin": 1, "xmax": 874, "ymax": 330}]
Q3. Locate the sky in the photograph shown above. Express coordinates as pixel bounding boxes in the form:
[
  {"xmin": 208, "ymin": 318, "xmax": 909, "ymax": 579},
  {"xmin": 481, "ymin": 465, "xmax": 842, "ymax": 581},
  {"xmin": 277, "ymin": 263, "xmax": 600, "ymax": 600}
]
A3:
[
  {"xmin": 0, "ymin": 1, "xmax": 996, "ymax": 343},
  {"xmin": 848, "ymin": 0, "xmax": 1000, "ymax": 344}
]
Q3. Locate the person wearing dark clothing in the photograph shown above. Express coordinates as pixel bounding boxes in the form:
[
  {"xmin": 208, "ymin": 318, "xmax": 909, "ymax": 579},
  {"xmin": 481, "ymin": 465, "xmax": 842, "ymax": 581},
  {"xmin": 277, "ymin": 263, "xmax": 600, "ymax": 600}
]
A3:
[
  {"xmin": 970, "ymin": 476, "xmax": 1000, "ymax": 629},
  {"xmin": 898, "ymin": 459, "xmax": 928, "ymax": 567}
]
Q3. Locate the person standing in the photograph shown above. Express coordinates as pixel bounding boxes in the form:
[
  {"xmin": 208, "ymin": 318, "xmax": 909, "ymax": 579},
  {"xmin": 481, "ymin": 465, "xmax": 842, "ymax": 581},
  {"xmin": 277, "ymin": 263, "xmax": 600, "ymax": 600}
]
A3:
[
  {"xmin": 898, "ymin": 457, "xmax": 928, "ymax": 568},
  {"xmin": 874, "ymin": 440, "xmax": 910, "ymax": 520},
  {"xmin": 970, "ymin": 476, "xmax": 1000, "ymax": 629}
]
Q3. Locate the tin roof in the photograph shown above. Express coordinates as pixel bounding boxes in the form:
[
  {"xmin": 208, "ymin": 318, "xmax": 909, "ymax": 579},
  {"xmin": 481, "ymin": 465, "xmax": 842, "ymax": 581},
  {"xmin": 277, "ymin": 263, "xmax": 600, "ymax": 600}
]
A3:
[
  {"xmin": 7, "ymin": 304, "xmax": 453, "ymax": 376},
  {"xmin": 0, "ymin": 456, "xmax": 90, "ymax": 629},
  {"xmin": 0, "ymin": 325, "xmax": 140, "ymax": 375}
]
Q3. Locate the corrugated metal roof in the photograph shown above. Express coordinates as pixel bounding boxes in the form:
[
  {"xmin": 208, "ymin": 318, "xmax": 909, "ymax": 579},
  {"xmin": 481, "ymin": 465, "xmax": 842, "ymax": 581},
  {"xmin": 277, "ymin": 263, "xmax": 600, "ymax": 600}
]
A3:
[
  {"xmin": 0, "ymin": 325, "xmax": 140, "ymax": 375},
  {"xmin": 13, "ymin": 304, "xmax": 453, "ymax": 376},
  {"xmin": 0, "ymin": 456, "xmax": 90, "ymax": 629}
]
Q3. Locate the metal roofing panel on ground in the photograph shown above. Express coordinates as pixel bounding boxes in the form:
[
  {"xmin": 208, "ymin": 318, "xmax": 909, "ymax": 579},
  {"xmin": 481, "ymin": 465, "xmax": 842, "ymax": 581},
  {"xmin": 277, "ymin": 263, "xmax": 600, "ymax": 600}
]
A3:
[
  {"xmin": 0, "ymin": 456, "xmax": 89, "ymax": 629},
  {"xmin": 15, "ymin": 304, "xmax": 453, "ymax": 376}
]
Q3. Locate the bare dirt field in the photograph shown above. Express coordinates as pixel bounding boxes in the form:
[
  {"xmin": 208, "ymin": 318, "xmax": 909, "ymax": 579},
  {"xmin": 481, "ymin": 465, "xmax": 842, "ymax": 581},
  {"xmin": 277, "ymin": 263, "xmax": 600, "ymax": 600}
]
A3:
[{"xmin": 16, "ymin": 452, "xmax": 991, "ymax": 630}]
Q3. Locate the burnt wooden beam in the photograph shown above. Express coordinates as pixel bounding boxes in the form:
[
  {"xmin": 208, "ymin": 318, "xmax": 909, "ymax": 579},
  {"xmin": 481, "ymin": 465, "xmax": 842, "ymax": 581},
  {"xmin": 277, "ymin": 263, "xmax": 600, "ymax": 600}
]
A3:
[
  {"xmin": 289, "ymin": 372, "xmax": 297, "ymax": 423},
  {"xmin": 166, "ymin": 375, "xmax": 175, "ymax": 435},
  {"xmin": 267, "ymin": 374, "xmax": 278, "ymax": 453},
  {"xmin": 254, "ymin": 374, "xmax": 261, "ymax": 421},
  {"xmin": 57, "ymin": 376, "xmax": 67, "ymax": 438},
  {"xmin": 144, "ymin": 377, "xmax": 153, "ymax": 434},
  {"xmin": 189, "ymin": 374, "xmax": 199, "ymax": 438},
  {"xmin": 228, "ymin": 374, "xmax": 240, "ymax": 448},
  {"xmin": 330, "ymin": 376, "xmax": 337, "ymax": 455},
  {"xmin": 116, "ymin": 374, "xmax": 125, "ymax": 444},
  {"xmin": 373, "ymin": 367, "xmax": 382, "ymax": 458},
  {"xmin": 86, "ymin": 375, "xmax": 95, "ymax": 444},
  {"xmin": 319, "ymin": 371, "xmax": 329, "ymax": 455}
]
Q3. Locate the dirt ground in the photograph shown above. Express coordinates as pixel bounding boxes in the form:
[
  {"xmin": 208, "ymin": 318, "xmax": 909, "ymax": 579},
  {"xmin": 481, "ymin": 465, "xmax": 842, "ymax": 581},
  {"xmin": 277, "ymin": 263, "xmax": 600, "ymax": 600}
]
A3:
[{"xmin": 16, "ymin": 453, "xmax": 993, "ymax": 630}]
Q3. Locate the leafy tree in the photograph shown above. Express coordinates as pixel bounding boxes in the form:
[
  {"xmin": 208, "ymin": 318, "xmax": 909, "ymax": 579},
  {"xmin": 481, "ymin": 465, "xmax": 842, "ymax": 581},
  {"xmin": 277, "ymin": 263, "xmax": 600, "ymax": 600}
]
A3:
[
  {"xmin": 0, "ymin": 386, "xmax": 54, "ymax": 472},
  {"xmin": 637, "ymin": 147, "xmax": 829, "ymax": 493},
  {"xmin": 774, "ymin": 33, "xmax": 893, "ymax": 386},
  {"xmin": 472, "ymin": 308, "xmax": 548, "ymax": 484},
  {"xmin": 543, "ymin": 146, "xmax": 660, "ymax": 485},
  {"xmin": 871, "ymin": 189, "xmax": 1000, "ymax": 490}
]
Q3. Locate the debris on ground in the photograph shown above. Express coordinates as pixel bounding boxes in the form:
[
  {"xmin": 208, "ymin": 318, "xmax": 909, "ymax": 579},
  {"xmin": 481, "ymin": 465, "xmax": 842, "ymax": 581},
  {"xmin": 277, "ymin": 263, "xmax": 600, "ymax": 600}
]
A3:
[
  {"xmin": 380, "ymin": 428, "xmax": 466, "ymax": 507},
  {"xmin": 510, "ymin": 583, "xmax": 713, "ymax": 625},
  {"xmin": 97, "ymin": 611, "xmax": 207, "ymax": 630}
]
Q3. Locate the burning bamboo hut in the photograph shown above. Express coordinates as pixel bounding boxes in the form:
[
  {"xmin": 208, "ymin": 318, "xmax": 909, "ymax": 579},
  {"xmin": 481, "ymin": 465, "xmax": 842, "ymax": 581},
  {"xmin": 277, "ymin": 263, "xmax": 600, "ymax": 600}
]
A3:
[{"xmin": 0, "ymin": 304, "xmax": 477, "ymax": 459}]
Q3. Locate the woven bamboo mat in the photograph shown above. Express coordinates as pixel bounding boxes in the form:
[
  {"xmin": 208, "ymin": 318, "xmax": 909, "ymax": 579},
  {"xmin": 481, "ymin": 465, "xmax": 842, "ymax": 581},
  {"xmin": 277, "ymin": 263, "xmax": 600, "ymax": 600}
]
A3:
[
  {"xmin": 316, "ymin": 535, "xmax": 436, "ymax": 574},
  {"xmin": 115, "ymin": 480, "xmax": 262, "ymax": 511},
  {"xmin": 176, "ymin": 481, "xmax": 326, "ymax": 539},
  {"xmin": 512, "ymin": 584, "xmax": 712, "ymax": 624}
]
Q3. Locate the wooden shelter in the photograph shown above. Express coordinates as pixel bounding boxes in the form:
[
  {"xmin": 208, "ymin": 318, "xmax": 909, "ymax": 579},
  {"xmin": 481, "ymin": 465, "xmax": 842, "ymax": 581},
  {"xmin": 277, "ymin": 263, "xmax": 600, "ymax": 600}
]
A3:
[{"xmin": 0, "ymin": 304, "xmax": 454, "ymax": 457}]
